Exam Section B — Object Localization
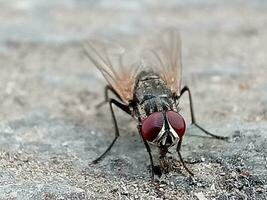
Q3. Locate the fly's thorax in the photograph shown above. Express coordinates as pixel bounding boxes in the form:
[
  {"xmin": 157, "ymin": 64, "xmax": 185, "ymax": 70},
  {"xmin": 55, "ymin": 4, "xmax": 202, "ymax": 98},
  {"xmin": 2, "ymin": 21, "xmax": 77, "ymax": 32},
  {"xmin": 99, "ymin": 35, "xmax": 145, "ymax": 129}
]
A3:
[
  {"xmin": 136, "ymin": 97, "xmax": 176, "ymax": 121},
  {"xmin": 133, "ymin": 70, "xmax": 176, "ymax": 120}
]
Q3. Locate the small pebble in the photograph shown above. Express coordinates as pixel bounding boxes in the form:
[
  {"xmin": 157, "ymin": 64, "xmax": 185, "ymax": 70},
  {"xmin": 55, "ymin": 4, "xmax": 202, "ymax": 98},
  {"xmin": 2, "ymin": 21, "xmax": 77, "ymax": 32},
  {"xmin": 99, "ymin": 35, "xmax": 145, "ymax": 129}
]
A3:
[
  {"xmin": 240, "ymin": 171, "xmax": 250, "ymax": 177},
  {"xmin": 197, "ymin": 182, "xmax": 203, "ymax": 187},
  {"xmin": 210, "ymin": 184, "xmax": 216, "ymax": 190},
  {"xmin": 194, "ymin": 192, "xmax": 208, "ymax": 200},
  {"xmin": 256, "ymin": 187, "xmax": 264, "ymax": 193}
]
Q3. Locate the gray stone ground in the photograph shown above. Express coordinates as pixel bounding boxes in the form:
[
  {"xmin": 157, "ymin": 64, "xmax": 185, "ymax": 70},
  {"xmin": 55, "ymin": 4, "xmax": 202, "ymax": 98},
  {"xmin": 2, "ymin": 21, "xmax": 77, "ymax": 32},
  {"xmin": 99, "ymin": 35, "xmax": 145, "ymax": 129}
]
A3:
[{"xmin": 0, "ymin": 0, "xmax": 266, "ymax": 199}]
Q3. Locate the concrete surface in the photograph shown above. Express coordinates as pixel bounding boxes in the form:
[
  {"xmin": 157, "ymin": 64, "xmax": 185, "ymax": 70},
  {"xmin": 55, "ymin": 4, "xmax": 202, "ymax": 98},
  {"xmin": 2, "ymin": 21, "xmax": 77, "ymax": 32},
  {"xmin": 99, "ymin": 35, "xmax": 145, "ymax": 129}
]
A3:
[{"xmin": 0, "ymin": 0, "xmax": 266, "ymax": 199}]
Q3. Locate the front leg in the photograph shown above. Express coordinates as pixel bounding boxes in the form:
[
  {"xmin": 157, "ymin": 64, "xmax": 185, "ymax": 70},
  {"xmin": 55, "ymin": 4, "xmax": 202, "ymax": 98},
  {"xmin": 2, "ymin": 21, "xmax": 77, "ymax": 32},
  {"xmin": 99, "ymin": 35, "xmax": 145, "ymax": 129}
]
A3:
[
  {"xmin": 137, "ymin": 124, "xmax": 161, "ymax": 181},
  {"xmin": 176, "ymin": 139, "xmax": 194, "ymax": 176}
]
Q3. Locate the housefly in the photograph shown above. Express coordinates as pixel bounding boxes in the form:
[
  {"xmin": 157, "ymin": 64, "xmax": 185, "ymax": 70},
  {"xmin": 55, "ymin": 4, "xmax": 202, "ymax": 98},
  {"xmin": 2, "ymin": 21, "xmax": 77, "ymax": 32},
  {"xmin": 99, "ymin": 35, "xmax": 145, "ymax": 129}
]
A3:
[{"xmin": 83, "ymin": 29, "xmax": 227, "ymax": 179}]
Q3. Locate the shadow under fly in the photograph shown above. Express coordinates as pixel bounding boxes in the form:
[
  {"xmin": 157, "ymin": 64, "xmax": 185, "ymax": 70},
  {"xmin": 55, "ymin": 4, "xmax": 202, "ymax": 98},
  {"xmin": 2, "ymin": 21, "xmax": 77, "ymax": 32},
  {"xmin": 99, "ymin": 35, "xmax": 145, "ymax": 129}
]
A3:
[{"xmin": 83, "ymin": 28, "xmax": 228, "ymax": 180}]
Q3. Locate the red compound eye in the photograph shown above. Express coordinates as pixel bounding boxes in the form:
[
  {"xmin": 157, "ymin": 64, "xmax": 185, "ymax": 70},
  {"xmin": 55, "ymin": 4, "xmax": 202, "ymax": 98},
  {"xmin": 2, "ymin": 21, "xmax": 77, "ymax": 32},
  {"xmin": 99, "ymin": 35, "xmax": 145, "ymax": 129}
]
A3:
[
  {"xmin": 141, "ymin": 112, "xmax": 164, "ymax": 142},
  {"xmin": 166, "ymin": 111, "xmax": 186, "ymax": 138}
]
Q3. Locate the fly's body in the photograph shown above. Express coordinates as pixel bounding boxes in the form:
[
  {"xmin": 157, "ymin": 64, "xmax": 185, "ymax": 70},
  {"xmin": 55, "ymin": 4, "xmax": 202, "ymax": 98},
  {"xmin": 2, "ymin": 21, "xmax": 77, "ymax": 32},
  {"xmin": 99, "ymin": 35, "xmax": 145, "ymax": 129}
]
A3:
[
  {"xmin": 133, "ymin": 70, "xmax": 181, "ymax": 149},
  {"xmin": 83, "ymin": 28, "xmax": 227, "ymax": 180}
]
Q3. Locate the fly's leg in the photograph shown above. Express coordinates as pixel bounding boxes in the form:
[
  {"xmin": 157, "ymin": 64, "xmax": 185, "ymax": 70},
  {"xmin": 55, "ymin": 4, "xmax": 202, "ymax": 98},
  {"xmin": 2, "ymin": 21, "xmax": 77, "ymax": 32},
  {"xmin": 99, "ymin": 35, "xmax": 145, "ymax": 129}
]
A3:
[
  {"xmin": 96, "ymin": 85, "xmax": 122, "ymax": 108},
  {"xmin": 92, "ymin": 98, "xmax": 131, "ymax": 164},
  {"xmin": 179, "ymin": 86, "xmax": 228, "ymax": 140},
  {"xmin": 177, "ymin": 139, "xmax": 194, "ymax": 176},
  {"xmin": 137, "ymin": 125, "xmax": 159, "ymax": 180}
]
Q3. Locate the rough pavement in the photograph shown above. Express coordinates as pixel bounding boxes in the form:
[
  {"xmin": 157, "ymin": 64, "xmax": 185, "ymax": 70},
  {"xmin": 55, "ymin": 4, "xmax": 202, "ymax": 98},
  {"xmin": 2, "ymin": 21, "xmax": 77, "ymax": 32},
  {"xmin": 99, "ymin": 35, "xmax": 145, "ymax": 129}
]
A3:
[{"xmin": 0, "ymin": 0, "xmax": 266, "ymax": 199}]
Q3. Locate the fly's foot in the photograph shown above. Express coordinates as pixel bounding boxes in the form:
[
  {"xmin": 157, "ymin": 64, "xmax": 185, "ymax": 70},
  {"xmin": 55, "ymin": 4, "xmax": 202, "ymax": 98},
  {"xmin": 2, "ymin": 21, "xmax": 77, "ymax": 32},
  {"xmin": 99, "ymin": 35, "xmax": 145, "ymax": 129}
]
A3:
[
  {"xmin": 178, "ymin": 161, "xmax": 194, "ymax": 176},
  {"xmin": 153, "ymin": 165, "xmax": 162, "ymax": 177},
  {"xmin": 90, "ymin": 157, "xmax": 102, "ymax": 165},
  {"xmin": 149, "ymin": 165, "xmax": 162, "ymax": 181}
]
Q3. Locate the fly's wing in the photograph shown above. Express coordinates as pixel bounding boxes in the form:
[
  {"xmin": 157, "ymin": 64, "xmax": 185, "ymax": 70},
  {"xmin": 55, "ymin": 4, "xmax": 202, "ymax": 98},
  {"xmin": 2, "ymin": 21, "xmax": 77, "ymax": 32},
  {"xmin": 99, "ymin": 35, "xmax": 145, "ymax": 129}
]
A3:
[
  {"xmin": 142, "ymin": 28, "xmax": 182, "ymax": 95},
  {"xmin": 83, "ymin": 39, "xmax": 139, "ymax": 104}
]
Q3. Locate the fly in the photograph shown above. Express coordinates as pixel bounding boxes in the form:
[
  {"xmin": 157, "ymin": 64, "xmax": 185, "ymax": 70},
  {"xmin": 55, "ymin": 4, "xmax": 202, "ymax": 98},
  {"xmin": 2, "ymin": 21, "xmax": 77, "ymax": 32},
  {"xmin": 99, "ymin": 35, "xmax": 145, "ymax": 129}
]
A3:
[{"xmin": 83, "ymin": 29, "xmax": 228, "ymax": 180}]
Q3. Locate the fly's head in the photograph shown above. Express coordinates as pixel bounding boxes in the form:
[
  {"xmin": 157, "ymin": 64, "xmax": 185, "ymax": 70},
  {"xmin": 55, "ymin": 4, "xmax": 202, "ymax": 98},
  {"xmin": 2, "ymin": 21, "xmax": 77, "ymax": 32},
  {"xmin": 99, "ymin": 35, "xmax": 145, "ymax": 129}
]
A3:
[{"xmin": 141, "ymin": 111, "xmax": 186, "ymax": 148}]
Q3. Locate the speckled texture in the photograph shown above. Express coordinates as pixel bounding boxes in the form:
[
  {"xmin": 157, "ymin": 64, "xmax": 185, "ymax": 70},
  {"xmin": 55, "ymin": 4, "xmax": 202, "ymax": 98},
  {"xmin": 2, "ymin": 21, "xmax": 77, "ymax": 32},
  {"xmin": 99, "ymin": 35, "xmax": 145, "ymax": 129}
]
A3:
[{"xmin": 0, "ymin": 1, "xmax": 266, "ymax": 199}]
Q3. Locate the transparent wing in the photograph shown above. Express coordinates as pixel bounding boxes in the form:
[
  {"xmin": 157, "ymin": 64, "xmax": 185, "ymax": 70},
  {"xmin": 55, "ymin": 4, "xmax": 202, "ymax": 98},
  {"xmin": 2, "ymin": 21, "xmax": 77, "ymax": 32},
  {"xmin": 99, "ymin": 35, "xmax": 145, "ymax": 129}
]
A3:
[
  {"xmin": 142, "ymin": 28, "xmax": 182, "ymax": 95},
  {"xmin": 83, "ymin": 39, "xmax": 140, "ymax": 104}
]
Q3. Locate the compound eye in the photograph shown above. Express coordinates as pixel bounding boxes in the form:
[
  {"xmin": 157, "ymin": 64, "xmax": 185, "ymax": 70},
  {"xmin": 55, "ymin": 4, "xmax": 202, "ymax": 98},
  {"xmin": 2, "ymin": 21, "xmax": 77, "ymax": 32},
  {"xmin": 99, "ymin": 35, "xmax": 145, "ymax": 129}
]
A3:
[
  {"xmin": 141, "ymin": 112, "xmax": 164, "ymax": 142},
  {"xmin": 166, "ymin": 111, "xmax": 186, "ymax": 138}
]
